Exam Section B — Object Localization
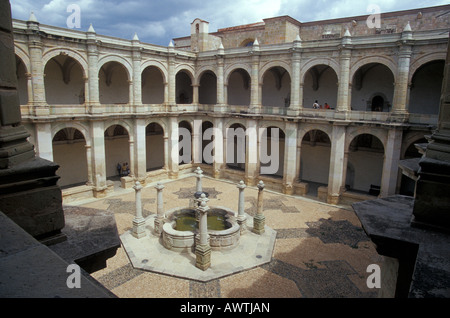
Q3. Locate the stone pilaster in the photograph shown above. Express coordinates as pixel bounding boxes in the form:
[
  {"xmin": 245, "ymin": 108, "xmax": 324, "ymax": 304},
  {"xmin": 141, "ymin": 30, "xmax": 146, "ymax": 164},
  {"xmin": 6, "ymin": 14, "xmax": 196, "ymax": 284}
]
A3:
[
  {"xmin": 380, "ymin": 127, "xmax": 403, "ymax": 197},
  {"xmin": 168, "ymin": 116, "xmax": 179, "ymax": 179},
  {"xmin": 287, "ymin": 35, "xmax": 302, "ymax": 116},
  {"xmin": 133, "ymin": 118, "xmax": 147, "ymax": 184},
  {"xmin": 245, "ymin": 119, "xmax": 258, "ymax": 186},
  {"xmin": 249, "ymin": 39, "xmax": 261, "ymax": 113},
  {"xmin": 86, "ymin": 25, "xmax": 100, "ymax": 113},
  {"xmin": 336, "ymin": 33, "xmax": 352, "ymax": 115},
  {"xmin": 131, "ymin": 33, "xmax": 142, "ymax": 111},
  {"xmin": 89, "ymin": 120, "xmax": 107, "ymax": 197}
]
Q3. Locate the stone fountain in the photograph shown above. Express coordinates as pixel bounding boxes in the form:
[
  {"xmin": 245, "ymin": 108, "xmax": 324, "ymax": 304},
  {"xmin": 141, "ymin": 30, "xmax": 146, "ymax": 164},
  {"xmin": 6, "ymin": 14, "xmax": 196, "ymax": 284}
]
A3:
[{"xmin": 119, "ymin": 167, "xmax": 277, "ymax": 281}]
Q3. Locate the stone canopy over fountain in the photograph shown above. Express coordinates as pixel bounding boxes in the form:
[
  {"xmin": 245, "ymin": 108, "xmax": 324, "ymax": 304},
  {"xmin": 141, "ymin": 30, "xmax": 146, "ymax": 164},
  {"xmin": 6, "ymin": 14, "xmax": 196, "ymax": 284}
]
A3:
[{"xmin": 120, "ymin": 167, "xmax": 277, "ymax": 282}]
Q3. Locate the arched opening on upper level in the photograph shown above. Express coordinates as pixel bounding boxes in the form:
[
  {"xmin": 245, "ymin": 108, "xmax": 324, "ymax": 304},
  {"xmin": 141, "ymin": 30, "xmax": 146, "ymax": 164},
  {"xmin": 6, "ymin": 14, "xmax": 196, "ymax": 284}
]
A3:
[
  {"xmin": 141, "ymin": 65, "xmax": 165, "ymax": 104},
  {"xmin": 227, "ymin": 68, "xmax": 250, "ymax": 106},
  {"xmin": 199, "ymin": 70, "xmax": 217, "ymax": 105},
  {"xmin": 44, "ymin": 54, "xmax": 84, "ymax": 104},
  {"xmin": 408, "ymin": 60, "xmax": 445, "ymax": 115},
  {"xmin": 303, "ymin": 65, "xmax": 338, "ymax": 109},
  {"xmin": 99, "ymin": 61, "xmax": 129, "ymax": 104},
  {"xmin": 262, "ymin": 66, "xmax": 291, "ymax": 107},
  {"xmin": 351, "ymin": 63, "xmax": 394, "ymax": 112},
  {"xmin": 176, "ymin": 70, "xmax": 193, "ymax": 104}
]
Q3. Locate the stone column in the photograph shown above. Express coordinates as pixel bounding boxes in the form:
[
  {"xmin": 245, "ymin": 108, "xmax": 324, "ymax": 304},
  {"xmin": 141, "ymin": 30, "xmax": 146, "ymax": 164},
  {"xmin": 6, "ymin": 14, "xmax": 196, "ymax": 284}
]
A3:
[
  {"xmin": 249, "ymin": 39, "xmax": 261, "ymax": 112},
  {"xmin": 380, "ymin": 128, "xmax": 403, "ymax": 197},
  {"xmin": 168, "ymin": 116, "xmax": 179, "ymax": 179},
  {"xmin": 216, "ymin": 45, "xmax": 225, "ymax": 108},
  {"xmin": 34, "ymin": 122, "xmax": 53, "ymax": 161},
  {"xmin": 245, "ymin": 119, "xmax": 258, "ymax": 186},
  {"xmin": 131, "ymin": 181, "xmax": 146, "ymax": 238},
  {"xmin": 90, "ymin": 120, "xmax": 107, "ymax": 197},
  {"xmin": 213, "ymin": 117, "xmax": 224, "ymax": 178},
  {"xmin": 25, "ymin": 72, "xmax": 33, "ymax": 105},
  {"xmin": 85, "ymin": 144, "xmax": 93, "ymax": 185},
  {"xmin": 26, "ymin": 15, "xmax": 48, "ymax": 115},
  {"xmin": 128, "ymin": 139, "xmax": 135, "ymax": 177},
  {"xmin": 392, "ymin": 26, "xmax": 412, "ymax": 117},
  {"xmin": 283, "ymin": 122, "xmax": 298, "ymax": 195},
  {"xmin": 195, "ymin": 193, "xmax": 211, "ymax": 271},
  {"xmin": 336, "ymin": 34, "xmax": 352, "ymax": 114},
  {"xmin": 131, "ymin": 33, "xmax": 142, "ymax": 111},
  {"xmin": 253, "ymin": 180, "xmax": 266, "ymax": 234},
  {"xmin": 192, "ymin": 84, "xmax": 199, "ymax": 105},
  {"xmin": 288, "ymin": 35, "xmax": 302, "ymax": 116},
  {"xmin": 237, "ymin": 180, "xmax": 247, "ymax": 233},
  {"xmin": 133, "ymin": 118, "xmax": 147, "ymax": 184},
  {"xmin": 195, "ymin": 166, "xmax": 203, "ymax": 194},
  {"xmin": 167, "ymin": 43, "xmax": 176, "ymax": 108},
  {"xmin": 327, "ymin": 124, "xmax": 346, "ymax": 205},
  {"xmin": 86, "ymin": 24, "xmax": 100, "ymax": 113},
  {"xmin": 154, "ymin": 182, "xmax": 165, "ymax": 235}
]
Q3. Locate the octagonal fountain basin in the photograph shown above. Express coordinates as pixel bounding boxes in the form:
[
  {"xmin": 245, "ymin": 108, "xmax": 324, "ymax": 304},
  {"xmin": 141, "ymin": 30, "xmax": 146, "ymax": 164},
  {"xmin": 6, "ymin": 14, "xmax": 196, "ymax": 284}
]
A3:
[{"xmin": 162, "ymin": 206, "xmax": 241, "ymax": 252}]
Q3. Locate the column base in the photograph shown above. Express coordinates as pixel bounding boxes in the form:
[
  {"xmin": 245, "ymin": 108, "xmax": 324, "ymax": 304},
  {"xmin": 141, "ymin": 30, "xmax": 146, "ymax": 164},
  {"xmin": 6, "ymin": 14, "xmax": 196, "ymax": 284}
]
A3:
[
  {"xmin": 327, "ymin": 193, "xmax": 340, "ymax": 205},
  {"xmin": 253, "ymin": 214, "xmax": 266, "ymax": 235},
  {"xmin": 132, "ymin": 218, "xmax": 146, "ymax": 239},
  {"xmin": 282, "ymin": 183, "xmax": 294, "ymax": 195},
  {"xmin": 195, "ymin": 243, "xmax": 211, "ymax": 271},
  {"xmin": 388, "ymin": 111, "xmax": 409, "ymax": 123},
  {"xmin": 286, "ymin": 108, "xmax": 300, "ymax": 116}
]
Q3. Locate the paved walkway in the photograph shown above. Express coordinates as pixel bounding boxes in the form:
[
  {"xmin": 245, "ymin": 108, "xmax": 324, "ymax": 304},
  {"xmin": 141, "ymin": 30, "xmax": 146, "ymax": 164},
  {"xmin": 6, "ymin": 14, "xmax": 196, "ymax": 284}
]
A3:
[{"xmin": 68, "ymin": 175, "xmax": 384, "ymax": 298}]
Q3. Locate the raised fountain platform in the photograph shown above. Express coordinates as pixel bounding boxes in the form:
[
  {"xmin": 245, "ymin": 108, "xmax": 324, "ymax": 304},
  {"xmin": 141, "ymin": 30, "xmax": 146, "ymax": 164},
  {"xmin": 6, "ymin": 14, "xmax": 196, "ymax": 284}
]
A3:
[{"xmin": 120, "ymin": 213, "xmax": 276, "ymax": 282}]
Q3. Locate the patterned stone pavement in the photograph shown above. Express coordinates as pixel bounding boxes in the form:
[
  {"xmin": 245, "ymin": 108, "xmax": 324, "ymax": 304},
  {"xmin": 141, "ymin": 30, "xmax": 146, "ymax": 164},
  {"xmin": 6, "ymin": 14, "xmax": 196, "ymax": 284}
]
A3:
[{"xmin": 69, "ymin": 175, "xmax": 384, "ymax": 298}]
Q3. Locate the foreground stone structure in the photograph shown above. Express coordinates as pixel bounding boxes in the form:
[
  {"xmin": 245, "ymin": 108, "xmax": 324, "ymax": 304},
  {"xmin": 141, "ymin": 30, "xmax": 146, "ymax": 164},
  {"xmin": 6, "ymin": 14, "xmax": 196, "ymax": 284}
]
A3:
[{"xmin": 10, "ymin": 4, "xmax": 449, "ymax": 207}]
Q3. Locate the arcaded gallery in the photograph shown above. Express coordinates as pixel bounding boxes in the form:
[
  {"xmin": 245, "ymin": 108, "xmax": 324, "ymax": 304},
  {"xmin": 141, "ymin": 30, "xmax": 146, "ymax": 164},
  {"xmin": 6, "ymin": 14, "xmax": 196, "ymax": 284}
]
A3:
[{"xmin": 2, "ymin": 2, "xmax": 449, "ymax": 299}]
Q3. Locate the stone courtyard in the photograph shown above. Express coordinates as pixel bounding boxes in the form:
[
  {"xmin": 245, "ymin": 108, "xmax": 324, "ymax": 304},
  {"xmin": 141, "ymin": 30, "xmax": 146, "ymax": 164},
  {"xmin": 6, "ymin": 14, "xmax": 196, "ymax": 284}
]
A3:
[{"xmin": 68, "ymin": 175, "xmax": 385, "ymax": 298}]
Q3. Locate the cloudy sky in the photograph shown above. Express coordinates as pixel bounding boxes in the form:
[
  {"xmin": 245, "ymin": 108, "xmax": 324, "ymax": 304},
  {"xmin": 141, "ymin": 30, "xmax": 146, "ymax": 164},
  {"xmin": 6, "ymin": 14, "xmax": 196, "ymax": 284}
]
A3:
[{"xmin": 9, "ymin": 0, "xmax": 450, "ymax": 46}]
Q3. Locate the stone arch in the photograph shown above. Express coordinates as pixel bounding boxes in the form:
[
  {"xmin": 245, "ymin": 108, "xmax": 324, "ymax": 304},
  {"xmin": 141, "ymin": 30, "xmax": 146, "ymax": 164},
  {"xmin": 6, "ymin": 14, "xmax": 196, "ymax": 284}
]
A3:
[
  {"xmin": 176, "ymin": 68, "xmax": 194, "ymax": 104},
  {"xmin": 349, "ymin": 55, "xmax": 397, "ymax": 84},
  {"xmin": 52, "ymin": 126, "xmax": 88, "ymax": 187},
  {"xmin": 259, "ymin": 124, "xmax": 285, "ymax": 178},
  {"xmin": 259, "ymin": 60, "xmax": 292, "ymax": 83},
  {"xmin": 224, "ymin": 63, "xmax": 252, "ymax": 84},
  {"xmin": 345, "ymin": 131, "xmax": 385, "ymax": 194},
  {"xmin": 300, "ymin": 58, "xmax": 340, "ymax": 83},
  {"xmin": 297, "ymin": 123, "xmax": 332, "ymax": 143},
  {"xmin": 261, "ymin": 64, "xmax": 291, "ymax": 107},
  {"xmin": 240, "ymin": 38, "xmax": 255, "ymax": 47},
  {"xmin": 345, "ymin": 127, "xmax": 387, "ymax": 151},
  {"xmin": 14, "ymin": 45, "xmax": 31, "ymax": 73},
  {"xmin": 104, "ymin": 119, "xmax": 134, "ymax": 142},
  {"xmin": 42, "ymin": 48, "xmax": 88, "ymax": 77},
  {"xmin": 302, "ymin": 62, "xmax": 339, "ymax": 109},
  {"xmin": 350, "ymin": 59, "xmax": 396, "ymax": 112},
  {"xmin": 51, "ymin": 122, "xmax": 90, "ymax": 145},
  {"xmin": 144, "ymin": 118, "xmax": 168, "ymax": 137},
  {"xmin": 197, "ymin": 68, "xmax": 217, "ymax": 105},
  {"xmin": 141, "ymin": 63, "xmax": 166, "ymax": 104},
  {"xmin": 97, "ymin": 54, "xmax": 132, "ymax": 80},
  {"xmin": 226, "ymin": 122, "xmax": 247, "ymax": 171},
  {"xmin": 140, "ymin": 60, "xmax": 168, "ymax": 83},
  {"xmin": 195, "ymin": 66, "xmax": 217, "ymax": 86},
  {"xmin": 146, "ymin": 121, "xmax": 165, "ymax": 171},
  {"xmin": 401, "ymin": 131, "xmax": 428, "ymax": 159},
  {"xmin": 299, "ymin": 128, "xmax": 332, "ymax": 192},
  {"xmin": 15, "ymin": 54, "xmax": 29, "ymax": 105},
  {"xmin": 408, "ymin": 52, "xmax": 447, "ymax": 84},
  {"xmin": 44, "ymin": 53, "xmax": 86, "ymax": 104},
  {"xmin": 226, "ymin": 66, "xmax": 251, "ymax": 106}
]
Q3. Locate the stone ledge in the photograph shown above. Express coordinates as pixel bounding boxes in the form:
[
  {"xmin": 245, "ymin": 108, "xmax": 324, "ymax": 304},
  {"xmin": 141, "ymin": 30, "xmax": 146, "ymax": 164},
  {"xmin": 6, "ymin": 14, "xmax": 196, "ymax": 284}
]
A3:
[{"xmin": 0, "ymin": 211, "xmax": 115, "ymax": 298}]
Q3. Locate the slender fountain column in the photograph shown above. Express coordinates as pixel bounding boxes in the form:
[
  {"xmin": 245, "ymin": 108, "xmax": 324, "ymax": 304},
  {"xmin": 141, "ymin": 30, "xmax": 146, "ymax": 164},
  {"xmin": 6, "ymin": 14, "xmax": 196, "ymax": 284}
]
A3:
[
  {"xmin": 237, "ymin": 180, "xmax": 247, "ymax": 233},
  {"xmin": 195, "ymin": 166, "xmax": 203, "ymax": 194},
  {"xmin": 132, "ymin": 181, "xmax": 146, "ymax": 238},
  {"xmin": 253, "ymin": 180, "xmax": 266, "ymax": 234},
  {"xmin": 154, "ymin": 182, "xmax": 165, "ymax": 236},
  {"xmin": 195, "ymin": 193, "xmax": 211, "ymax": 271}
]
